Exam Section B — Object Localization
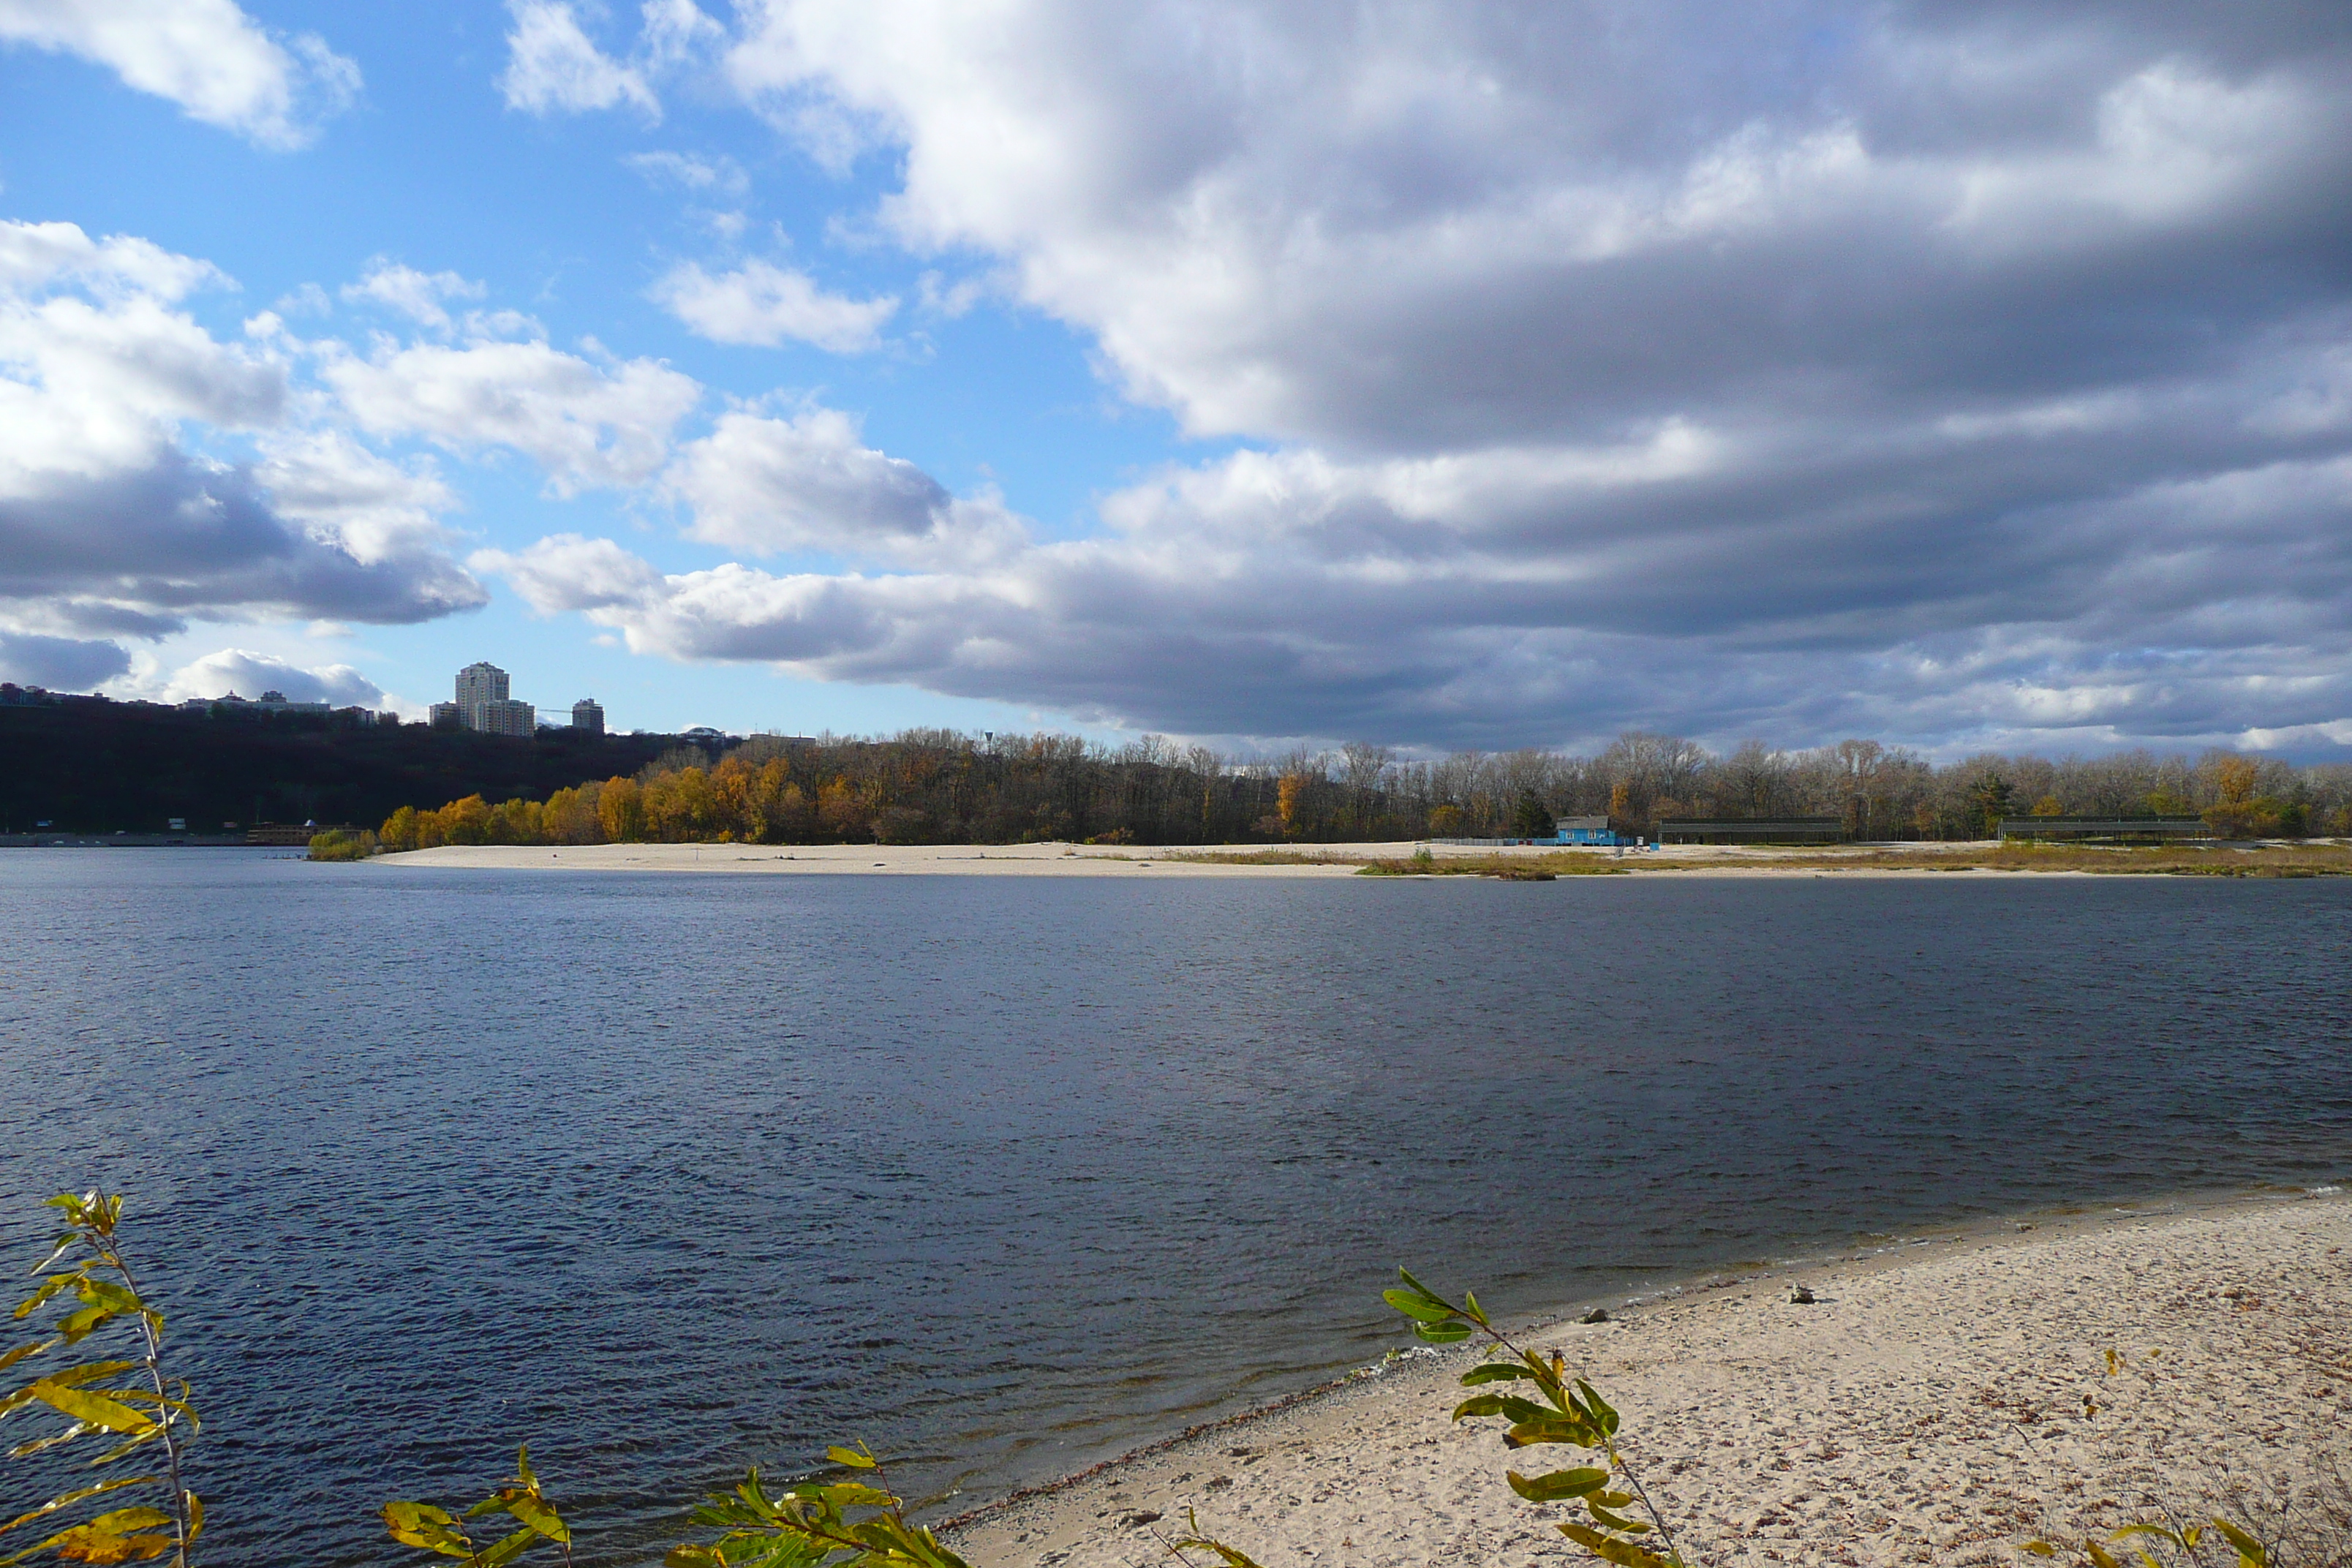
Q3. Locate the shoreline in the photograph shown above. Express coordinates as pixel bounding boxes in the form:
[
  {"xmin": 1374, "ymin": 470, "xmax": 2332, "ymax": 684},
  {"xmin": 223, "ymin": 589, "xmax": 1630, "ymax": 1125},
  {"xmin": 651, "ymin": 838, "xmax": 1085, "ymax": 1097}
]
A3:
[
  {"xmin": 941, "ymin": 1183, "xmax": 2352, "ymax": 1567},
  {"xmin": 371, "ymin": 840, "xmax": 2351, "ymax": 878}
]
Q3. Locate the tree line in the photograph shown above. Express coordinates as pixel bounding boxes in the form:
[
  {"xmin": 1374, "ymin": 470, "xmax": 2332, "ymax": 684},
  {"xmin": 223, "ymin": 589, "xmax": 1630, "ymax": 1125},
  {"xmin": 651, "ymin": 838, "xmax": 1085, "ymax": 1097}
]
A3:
[{"xmin": 374, "ymin": 730, "xmax": 2352, "ymax": 849}]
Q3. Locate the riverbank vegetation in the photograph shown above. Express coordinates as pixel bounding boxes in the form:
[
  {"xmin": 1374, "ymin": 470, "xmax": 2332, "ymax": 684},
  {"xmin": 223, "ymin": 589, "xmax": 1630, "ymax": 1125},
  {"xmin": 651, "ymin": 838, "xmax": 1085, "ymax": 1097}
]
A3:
[{"xmin": 369, "ymin": 730, "xmax": 2352, "ymax": 851}]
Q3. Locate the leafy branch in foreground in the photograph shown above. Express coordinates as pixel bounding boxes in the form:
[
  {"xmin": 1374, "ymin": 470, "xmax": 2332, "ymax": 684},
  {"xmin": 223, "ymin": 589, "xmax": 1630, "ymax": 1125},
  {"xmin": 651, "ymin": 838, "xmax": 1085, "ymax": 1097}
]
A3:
[
  {"xmin": 661, "ymin": 1441, "xmax": 973, "ymax": 1568},
  {"xmin": 382, "ymin": 1446, "xmax": 573, "ymax": 1568},
  {"xmin": 1382, "ymin": 1268, "xmax": 1687, "ymax": 1568},
  {"xmin": 1, "ymin": 1193, "xmax": 199, "ymax": 1568}
]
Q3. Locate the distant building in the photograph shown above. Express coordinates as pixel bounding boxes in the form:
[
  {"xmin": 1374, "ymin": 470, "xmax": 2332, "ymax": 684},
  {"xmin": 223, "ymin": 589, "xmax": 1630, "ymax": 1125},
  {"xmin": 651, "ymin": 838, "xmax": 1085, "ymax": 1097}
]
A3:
[
  {"xmin": 456, "ymin": 660, "xmax": 507, "ymax": 710},
  {"xmin": 255, "ymin": 689, "xmax": 331, "ymax": 717},
  {"xmin": 570, "ymin": 698, "xmax": 605, "ymax": 735},
  {"xmin": 178, "ymin": 689, "xmax": 330, "ymax": 717},
  {"xmin": 439, "ymin": 662, "xmax": 534, "ymax": 735},
  {"xmin": 1554, "ymin": 815, "xmax": 1619, "ymax": 845},
  {"xmin": 472, "ymin": 698, "xmax": 535, "ymax": 736}
]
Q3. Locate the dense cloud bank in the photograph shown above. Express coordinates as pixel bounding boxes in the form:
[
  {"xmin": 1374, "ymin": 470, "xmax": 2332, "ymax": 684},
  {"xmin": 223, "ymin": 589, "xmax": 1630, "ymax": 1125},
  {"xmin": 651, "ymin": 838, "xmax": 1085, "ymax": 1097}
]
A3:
[
  {"xmin": 13, "ymin": 3, "xmax": 2352, "ymax": 752},
  {"xmin": 467, "ymin": 0, "xmax": 2352, "ymax": 753},
  {"xmin": 0, "ymin": 222, "xmax": 489, "ymax": 678}
]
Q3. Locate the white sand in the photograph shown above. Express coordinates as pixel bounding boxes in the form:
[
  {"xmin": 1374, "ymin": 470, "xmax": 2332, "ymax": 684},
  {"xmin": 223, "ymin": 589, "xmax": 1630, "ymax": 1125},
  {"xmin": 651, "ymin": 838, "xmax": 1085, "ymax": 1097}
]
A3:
[
  {"xmin": 944, "ymin": 1193, "xmax": 2352, "ymax": 1567},
  {"xmin": 377, "ymin": 841, "xmax": 1369, "ymax": 875},
  {"xmin": 374, "ymin": 840, "xmax": 2017, "ymax": 877}
]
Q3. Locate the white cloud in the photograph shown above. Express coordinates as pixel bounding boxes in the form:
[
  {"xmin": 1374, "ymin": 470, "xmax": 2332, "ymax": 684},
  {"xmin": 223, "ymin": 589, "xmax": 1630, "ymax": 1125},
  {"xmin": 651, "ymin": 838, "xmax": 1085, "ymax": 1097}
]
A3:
[
  {"xmin": 638, "ymin": 0, "xmax": 723, "ymax": 70},
  {"xmin": 0, "ymin": 0, "xmax": 358, "ymax": 149},
  {"xmin": 625, "ymin": 149, "xmax": 749, "ymax": 195},
  {"xmin": 500, "ymin": 0, "xmax": 659, "ymax": 118},
  {"xmin": 0, "ymin": 220, "xmax": 485, "ymax": 663},
  {"xmin": 339, "ymin": 261, "xmax": 487, "ymax": 334},
  {"xmin": 157, "ymin": 647, "xmax": 385, "ymax": 706},
  {"xmin": 661, "ymin": 405, "xmax": 1023, "ymax": 565},
  {"xmin": 650, "ymin": 258, "xmax": 896, "ymax": 351},
  {"xmin": 321, "ymin": 336, "xmax": 702, "ymax": 494},
  {"xmin": 0, "ymin": 219, "xmax": 226, "ymax": 300},
  {"xmin": 475, "ymin": 532, "xmax": 667, "ymax": 614},
  {"xmin": 254, "ymin": 431, "xmax": 458, "ymax": 564}
]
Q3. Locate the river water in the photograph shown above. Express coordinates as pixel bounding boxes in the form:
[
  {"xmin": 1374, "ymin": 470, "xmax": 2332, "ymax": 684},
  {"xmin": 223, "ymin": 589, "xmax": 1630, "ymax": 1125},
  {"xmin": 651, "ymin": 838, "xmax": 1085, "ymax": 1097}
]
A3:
[{"xmin": 1, "ymin": 853, "xmax": 2346, "ymax": 1564}]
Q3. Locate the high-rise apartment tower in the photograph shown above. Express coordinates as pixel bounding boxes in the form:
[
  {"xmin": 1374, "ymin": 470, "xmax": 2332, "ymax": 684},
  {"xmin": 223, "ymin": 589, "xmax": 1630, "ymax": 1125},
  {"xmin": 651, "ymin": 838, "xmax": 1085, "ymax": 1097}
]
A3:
[{"xmin": 452, "ymin": 662, "xmax": 533, "ymax": 735}]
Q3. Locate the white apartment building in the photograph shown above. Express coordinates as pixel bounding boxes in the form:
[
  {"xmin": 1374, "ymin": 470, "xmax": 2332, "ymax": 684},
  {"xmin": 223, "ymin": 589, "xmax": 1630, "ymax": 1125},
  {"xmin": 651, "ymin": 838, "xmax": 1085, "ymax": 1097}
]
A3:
[{"xmin": 448, "ymin": 662, "xmax": 535, "ymax": 735}]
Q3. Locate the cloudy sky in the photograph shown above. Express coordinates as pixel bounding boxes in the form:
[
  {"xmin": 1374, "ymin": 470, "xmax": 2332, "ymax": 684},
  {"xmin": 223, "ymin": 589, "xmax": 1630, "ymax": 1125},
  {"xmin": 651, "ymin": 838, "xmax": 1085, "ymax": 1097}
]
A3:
[{"xmin": 3, "ymin": 1, "xmax": 2349, "ymax": 755}]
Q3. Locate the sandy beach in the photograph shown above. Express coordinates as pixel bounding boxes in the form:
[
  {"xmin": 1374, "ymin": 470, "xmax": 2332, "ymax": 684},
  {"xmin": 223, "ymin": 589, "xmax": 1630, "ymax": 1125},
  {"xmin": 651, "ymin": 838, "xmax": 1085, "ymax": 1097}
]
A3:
[
  {"xmin": 943, "ymin": 1192, "xmax": 2352, "ymax": 1568},
  {"xmin": 378, "ymin": 840, "xmax": 1370, "ymax": 875},
  {"xmin": 369, "ymin": 840, "xmax": 2279, "ymax": 877}
]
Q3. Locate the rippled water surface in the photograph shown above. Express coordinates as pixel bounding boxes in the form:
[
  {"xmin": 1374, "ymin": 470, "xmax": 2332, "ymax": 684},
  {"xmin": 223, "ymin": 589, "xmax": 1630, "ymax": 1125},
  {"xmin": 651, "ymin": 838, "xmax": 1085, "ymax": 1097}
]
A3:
[{"xmin": 2, "ymin": 853, "xmax": 2348, "ymax": 1563}]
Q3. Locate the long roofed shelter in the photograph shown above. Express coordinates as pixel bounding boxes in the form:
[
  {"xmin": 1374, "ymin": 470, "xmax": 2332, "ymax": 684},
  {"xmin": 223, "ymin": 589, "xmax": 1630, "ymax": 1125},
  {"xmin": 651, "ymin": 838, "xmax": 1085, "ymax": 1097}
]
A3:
[
  {"xmin": 1656, "ymin": 818, "xmax": 1849, "ymax": 845},
  {"xmin": 1998, "ymin": 816, "xmax": 2211, "ymax": 842}
]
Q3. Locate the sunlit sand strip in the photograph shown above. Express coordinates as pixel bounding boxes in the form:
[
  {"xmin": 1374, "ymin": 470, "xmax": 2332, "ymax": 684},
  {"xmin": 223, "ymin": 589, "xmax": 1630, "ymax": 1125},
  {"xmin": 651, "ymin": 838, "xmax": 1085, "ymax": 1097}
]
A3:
[
  {"xmin": 945, "ymin": 1193, "xmax": 2352, "ymax": 1568},
  {"xmin": 369, "ymin": 840, "xmax": 2264, "ymax": 875},
  {"xmin": 375, "ymin": 842, "xmax": 1371, "ymax": 874}
]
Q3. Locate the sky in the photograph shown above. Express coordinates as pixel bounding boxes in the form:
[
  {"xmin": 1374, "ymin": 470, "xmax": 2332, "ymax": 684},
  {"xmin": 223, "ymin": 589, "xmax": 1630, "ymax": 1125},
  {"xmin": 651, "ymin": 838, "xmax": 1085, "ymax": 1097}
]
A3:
[{"xmin": 1, "ymin": 1, "xmax": 2350, "ymax": 758}]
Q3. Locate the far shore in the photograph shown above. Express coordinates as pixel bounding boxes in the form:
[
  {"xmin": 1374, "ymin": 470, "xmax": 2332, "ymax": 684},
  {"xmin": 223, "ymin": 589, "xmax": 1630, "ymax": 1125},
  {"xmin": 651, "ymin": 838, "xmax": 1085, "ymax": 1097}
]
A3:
[
  {"xmin": 944, "ymin": 1188, "xmax": 2352, "ymax": 1568},
  {"xmin": 374, "ymin": 838, "xmax": 2351, "ymax": 878}
]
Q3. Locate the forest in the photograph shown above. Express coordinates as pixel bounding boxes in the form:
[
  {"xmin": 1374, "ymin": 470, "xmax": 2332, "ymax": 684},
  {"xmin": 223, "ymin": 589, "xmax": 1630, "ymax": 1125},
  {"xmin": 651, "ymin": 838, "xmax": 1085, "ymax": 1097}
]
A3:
[
  {"xmin": 376, "ymin": 729, "xmax": 2352, "ymax": 849},
  {"xmin": 0, "ymin": 689, "xmax": 682, "ymax": 832}
]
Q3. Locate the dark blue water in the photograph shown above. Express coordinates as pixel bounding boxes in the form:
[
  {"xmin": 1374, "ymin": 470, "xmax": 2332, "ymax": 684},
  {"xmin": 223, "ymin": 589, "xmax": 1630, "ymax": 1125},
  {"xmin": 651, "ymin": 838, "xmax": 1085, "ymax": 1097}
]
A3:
[{"xmin": 1, "ymin": 854, "xmax": 2347, "ymax": 1564}]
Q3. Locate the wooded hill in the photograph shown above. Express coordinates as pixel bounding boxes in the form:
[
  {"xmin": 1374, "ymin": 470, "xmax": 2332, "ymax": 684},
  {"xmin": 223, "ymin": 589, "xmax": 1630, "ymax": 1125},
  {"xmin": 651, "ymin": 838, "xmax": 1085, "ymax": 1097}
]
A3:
[{"xmin": 0, "ymin": 690, "xmax": 682, "ymax": 832}]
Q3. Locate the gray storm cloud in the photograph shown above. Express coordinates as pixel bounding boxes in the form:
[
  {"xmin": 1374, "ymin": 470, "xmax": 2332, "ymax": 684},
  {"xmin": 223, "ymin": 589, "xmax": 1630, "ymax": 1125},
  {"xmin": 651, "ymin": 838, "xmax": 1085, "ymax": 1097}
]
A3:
[{"xmin": 467, "ymin": 0, "xmax": 2352, "ymax": 750}]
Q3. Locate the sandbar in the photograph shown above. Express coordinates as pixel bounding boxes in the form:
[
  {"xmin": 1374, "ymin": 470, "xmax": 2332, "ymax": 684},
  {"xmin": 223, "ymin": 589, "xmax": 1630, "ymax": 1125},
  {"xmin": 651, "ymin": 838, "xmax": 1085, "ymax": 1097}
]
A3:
[{"xmin": 369, "ymin": 840, "xmax": 2286, "ymax": 877}]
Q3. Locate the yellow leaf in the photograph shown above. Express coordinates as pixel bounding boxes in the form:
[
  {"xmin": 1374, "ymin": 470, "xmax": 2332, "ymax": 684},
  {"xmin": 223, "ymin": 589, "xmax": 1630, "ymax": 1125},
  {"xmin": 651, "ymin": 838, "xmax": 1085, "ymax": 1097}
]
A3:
[{"xmin": 27, "ymin": 1382, "xmax": 153, "ymax": 1436}]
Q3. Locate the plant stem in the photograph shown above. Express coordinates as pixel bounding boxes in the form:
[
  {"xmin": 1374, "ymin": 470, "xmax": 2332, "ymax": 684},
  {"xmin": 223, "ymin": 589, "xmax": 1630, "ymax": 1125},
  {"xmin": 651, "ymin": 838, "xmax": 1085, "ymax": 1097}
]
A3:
[{"xmin": 99, "ymin": 1236, "xmax": 190, "ymax": 1568}]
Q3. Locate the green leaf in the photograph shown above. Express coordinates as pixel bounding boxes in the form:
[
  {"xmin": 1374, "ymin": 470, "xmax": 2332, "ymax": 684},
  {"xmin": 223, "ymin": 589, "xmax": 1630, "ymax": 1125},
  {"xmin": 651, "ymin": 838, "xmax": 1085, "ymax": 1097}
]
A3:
[
  {"xmin": 2087, "ymin": 1540, "xmax": 2121, "ymax": 1568},
  {"xmin": 1382, "ymin": 1289, "xmax": 1455, "ymax": 1323},
  {"xmin": 11, "ymin": 1275, "xmax": 79, "ymax": 1323},
  {"xmin": 1585, "ymin": 1501, "xmax": 1649, "ymax": 1533},
  {"xmin": 1414, "ymin": 1320, "xmax": 1471, "ymax": 1343},
  {"xmin": 476, "ymin": 1523, "xmax": 543, "ymax": 1567},
  {"xmin": 1559, "ymin": 1520, "xmax": 1673, "ymax": 1568},
  {"xmin": 1455, "ymin": 1393, "xmax": 1547, "ymax": 1423},
  {"xmin": 23, "ymin": 1378, "xmax": 154, "ymax": 1436},
  {"xmin": 1460, "ymin": 1362, "xmax": 1539, "ymax": 1387},
  {"xmin": 1575, "ymin": 1380, "xmax": 1621, "ymax": 1437},
  {"xmin": 383, "ymin": 1500, "xmax": 474, "ymax": 1557},
  {"xmin": 56, "ymin": 1301, "xmax": 131, "ymax": 1346},
  {"xmin": 1395, "ymin": 1267, "xmax": 1452, "ymax": 1309},
  {"xmin": 2021, "ymin": 1542, "xmax": 2057, "ymax": 1558},
  {"xmin": 1463, "ymin": 1289, "xmax": 1489, "ymax": 1326},
  {"xmin": 1504, "ymin": 1416, "xmax": 1604, "ymax": 1449},
  {"xmin": 507, "ymin": 1493, "xmax": 568, "ymax": 1542},
  {"xmin": 826, "ymin": 1443, "xmax": 878, "ymax": 1470},
  {"xmin": 1507, "ymin": 1466, "xmax": 1610, "ymax": 1502}
]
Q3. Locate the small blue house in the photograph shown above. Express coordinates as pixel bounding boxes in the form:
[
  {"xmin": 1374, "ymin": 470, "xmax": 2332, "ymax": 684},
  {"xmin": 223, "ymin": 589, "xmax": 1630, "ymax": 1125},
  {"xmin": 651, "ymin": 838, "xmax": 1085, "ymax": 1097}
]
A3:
[{"xmin": 1554, "ymin": 815, "xmax": 1621, "ymax": 846}]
